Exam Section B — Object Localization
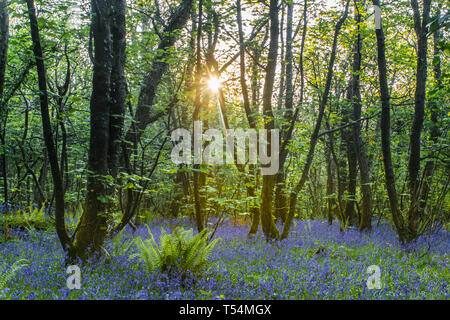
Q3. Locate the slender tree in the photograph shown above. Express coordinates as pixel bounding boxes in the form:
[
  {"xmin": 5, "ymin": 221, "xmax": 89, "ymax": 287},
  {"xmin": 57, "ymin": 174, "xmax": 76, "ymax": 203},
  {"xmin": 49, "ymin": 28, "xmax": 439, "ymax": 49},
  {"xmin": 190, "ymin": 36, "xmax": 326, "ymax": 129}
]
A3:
[
  {"xmin": 237, "ymin": 0, "xmax": 262, "ymax": 237},
  {"xmin": 371, "ymin": 0, "xmax": 406, "ymax": 242},
  {"xmin": 0, "ymin": 0, "xmax": 8, "ymax": 209},
  {"xmin": 25, "ymin": 0, "xmax": 75, "ymax": 257},
  {"xmin": 124, "ymin": 0, "xmax": 193, "ymax": 148},
  {"xmin": 406, "ymin": 0, "xmax": 432, "ymax": 239},
  {"xmin": 260, "ymin": 0, "xmax": 281, "ymax": 240},
  {"xmin": 192, "ymin": 0, "xmax": 205, "ymax": 232},
  {"xmin": 119, "ymin": 0, "xmax": 193, "ymax": 230},
  {"xmin": 281, "ymin": 0, "xmax": 350, "ymax": 240}
]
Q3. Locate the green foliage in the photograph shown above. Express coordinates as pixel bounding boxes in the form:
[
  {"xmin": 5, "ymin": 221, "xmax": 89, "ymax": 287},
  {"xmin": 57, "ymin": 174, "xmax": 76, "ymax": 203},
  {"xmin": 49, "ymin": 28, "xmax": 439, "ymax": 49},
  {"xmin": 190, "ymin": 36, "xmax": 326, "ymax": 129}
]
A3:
[
  {"xmin": 109, "ymin": 229, "xmax": 134, "ymax": 257},
  {"xmin": 0, "ymin": 259, "xmax": 29, "ymax": 294},
  {"xmin": 0, "ymin": 207, "xmax": 54, "ymax": 232},
  {"xmin": 326, "ymin": 243, "xmax": 378, "ymax": 260},
  {"xmin": 131, "ymin": 226, "xmax": 220, "ymax": 279}
]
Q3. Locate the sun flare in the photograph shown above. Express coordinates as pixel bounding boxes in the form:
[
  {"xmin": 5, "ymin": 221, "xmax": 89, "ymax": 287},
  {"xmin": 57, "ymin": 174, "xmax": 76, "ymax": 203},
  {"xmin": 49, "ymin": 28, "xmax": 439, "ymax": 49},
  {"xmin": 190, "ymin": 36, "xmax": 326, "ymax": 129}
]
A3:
[{"xmin": 207, "ymin": 77, "xmax": 221, "ymax": 93}]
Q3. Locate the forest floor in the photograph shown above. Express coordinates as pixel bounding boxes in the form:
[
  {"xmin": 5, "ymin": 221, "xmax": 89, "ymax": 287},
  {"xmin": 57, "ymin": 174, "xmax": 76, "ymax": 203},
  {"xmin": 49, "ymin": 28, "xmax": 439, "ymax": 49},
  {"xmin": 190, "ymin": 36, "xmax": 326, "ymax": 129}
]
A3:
[{"xmin": 0, "ymin": 218, "xmax": 449, "ymax": 299}]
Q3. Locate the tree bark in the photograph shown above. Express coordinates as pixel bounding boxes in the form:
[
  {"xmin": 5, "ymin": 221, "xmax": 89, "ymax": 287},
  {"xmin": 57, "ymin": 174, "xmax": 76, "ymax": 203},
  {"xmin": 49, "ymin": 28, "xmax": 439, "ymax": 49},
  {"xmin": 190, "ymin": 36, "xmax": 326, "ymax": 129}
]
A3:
[
  {"xmin": 33, "ymin": 152, "xmax": 48, "ymax": 208},
  {"xmin": 108, "ymin": 0, "xmax": 127, "ymax": 179}
]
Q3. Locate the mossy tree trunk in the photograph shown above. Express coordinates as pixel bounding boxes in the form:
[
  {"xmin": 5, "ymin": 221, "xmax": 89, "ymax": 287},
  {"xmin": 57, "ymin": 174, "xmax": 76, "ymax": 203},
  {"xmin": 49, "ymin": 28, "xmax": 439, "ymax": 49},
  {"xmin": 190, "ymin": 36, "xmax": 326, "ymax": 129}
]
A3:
[
  {"xmin": 259, "ymin": 0, "xmax": 280, "ymax": 240},
  {"xmin": 74, "ymin": 0, "xmax": 126, "ymax": 259}
]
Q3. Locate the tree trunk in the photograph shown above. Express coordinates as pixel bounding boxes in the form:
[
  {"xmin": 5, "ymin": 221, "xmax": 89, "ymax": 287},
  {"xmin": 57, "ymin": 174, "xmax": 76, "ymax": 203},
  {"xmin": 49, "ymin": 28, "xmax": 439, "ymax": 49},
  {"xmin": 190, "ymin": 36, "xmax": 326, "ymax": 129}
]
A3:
[
  {"xmin": 120, "ymin": 0, "xmax": 193, "ymax": 229},
  {"xmin": 74, "ymin": 0, "xmax": 126, "ymax": 258},
  {"xmin": 26, "ymin": 0, "xmax": 75, "ymax": 257},
  {"xmin": 350, "ymin": 0, "xmax": 372, "ymax": 230},
  {"xmin": 0, "ymin": 0, "xmax": 7, "ymax": 208},
  {"xmin": 108, "ymin": 0, "xmax": 127, "ymax": 179},
  {"xmin": 372, "ymin": 0, "xmax": 405, "ymax": 242},
  {"xmin": 123, "ymin": 0, "xmax": 193, "ymax": 148},
  {"xmin": 406, "ymin": 0, "xmax": 432, "ymax": 240},
  {"xmin": 280, "ymin": 0, "xmax": 350, "ymax": 240},
  {"xmin": 274, "ymin": 1, "xmax": 295, "ymax": 223},
  {"xmin": 260, "ymin": 0, "xmax": 281, "ymax": 240},
  {"xmin": 192, "ymin": 0, "xmax": 204, "ymax": 233},
  {"xmin": 415, "ymin": 5, "xmax": 442, "ymax": 222},
  {"xmin": 236, "ymin": 0, "xmax": 261, "ymax": 237},
  {"xmin": 33, "ymin": 152, "xmax": 48, "ymax": 208},
  {"xmin": 75, "ymin": 0, "xmax": 113, "ymax": 258},
  {"xmin": 325, "ymin": 144, "xmax": 336, "ymax": 225}
]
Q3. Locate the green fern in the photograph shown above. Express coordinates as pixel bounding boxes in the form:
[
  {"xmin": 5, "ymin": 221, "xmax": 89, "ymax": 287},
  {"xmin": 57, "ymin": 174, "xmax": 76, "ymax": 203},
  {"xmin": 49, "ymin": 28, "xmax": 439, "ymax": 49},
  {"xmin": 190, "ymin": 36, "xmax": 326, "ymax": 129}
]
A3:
[
  {"xmin": 0, "ymin": 259, "xmax": 29, "ymax": 293},
  {"xmin": 131, "ymin": 226, "xmax": 220, "ymax": 279},
  {"xmin": 110, "ymin": 228, "xmax": 134, "ymax": 256}
]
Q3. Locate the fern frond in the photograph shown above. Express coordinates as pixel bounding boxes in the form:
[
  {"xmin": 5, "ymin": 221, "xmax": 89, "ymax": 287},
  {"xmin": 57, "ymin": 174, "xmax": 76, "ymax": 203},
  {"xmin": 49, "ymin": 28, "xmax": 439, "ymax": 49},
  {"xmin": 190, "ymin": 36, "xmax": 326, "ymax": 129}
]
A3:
[
  {"xmin": 133, "ymin": 226, "xmax": 221, "ymax": 280},
  {"xmin": 0, "ymin": 259, "xmax": 29, "ymax": 292}
]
